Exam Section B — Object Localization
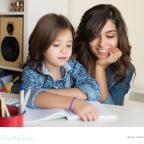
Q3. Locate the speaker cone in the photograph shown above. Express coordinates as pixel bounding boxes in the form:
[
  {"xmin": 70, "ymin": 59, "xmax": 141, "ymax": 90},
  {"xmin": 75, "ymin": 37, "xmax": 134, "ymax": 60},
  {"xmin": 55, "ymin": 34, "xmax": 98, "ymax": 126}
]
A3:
[
  {"xmin": 1, "ymin": 36, "xmax": 19, "ymax": 62},
  {"xmin": 7, "ymin": 23, "xmax": 14, "ymax": 34}
]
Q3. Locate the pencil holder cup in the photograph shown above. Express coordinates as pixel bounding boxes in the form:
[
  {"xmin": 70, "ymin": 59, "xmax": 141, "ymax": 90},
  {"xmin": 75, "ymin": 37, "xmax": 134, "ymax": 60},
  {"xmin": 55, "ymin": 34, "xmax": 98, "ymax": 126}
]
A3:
[{"xmin": 0, "ymin": 106, "xmax": 23, "ymax": 127}]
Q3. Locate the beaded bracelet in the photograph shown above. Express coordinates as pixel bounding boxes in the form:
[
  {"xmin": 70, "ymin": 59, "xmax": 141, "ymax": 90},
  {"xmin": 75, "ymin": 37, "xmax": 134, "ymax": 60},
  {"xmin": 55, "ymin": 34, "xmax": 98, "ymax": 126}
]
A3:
[{"xmin": 68, "ymin": 96, "xmax": 77, "ymax": 111}]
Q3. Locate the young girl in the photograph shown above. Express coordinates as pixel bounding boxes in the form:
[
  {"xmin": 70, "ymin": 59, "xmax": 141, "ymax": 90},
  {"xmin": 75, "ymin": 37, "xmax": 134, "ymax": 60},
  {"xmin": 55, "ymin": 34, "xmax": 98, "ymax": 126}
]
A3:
[
  {"xmin": 74, "ymin": 4, "xmax": 135, "ymax": 105},
  {"xmin": 22, "ymin": 13, "xmax": 101, "ymax": 121}
]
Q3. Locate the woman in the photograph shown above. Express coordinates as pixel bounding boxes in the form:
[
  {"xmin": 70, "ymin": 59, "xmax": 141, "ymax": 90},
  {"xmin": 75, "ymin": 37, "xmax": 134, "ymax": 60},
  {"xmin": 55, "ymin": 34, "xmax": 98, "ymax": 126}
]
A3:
[{"xmin": 74, "ymin": 4, "xmax": 135, "ymax": 105}]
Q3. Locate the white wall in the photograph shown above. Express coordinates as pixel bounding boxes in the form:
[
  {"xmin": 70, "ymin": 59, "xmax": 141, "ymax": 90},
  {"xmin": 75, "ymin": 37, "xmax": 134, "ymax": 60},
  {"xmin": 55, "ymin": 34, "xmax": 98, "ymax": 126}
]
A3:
[
  {"xmin": 25, "ymin": 0, "xmax": 68, "ymax": 39},
  {"xmin": 24, "ymin": 0, "xmax": 68, "ymax": 61},
  {"xmin": 68, "ymin": 0, "xmax": 144, "ymax": 90},
  {"xmin": 0, "ymin": 0, "xmax": 9, "ymax": 12}
]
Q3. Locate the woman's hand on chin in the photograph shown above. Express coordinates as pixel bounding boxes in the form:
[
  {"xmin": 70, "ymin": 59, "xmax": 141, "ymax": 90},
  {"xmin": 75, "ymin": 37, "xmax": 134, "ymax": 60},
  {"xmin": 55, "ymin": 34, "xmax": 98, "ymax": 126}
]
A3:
[{"xmin": 96, "ymin": 48, "xmax": 122, "ymax": 68}]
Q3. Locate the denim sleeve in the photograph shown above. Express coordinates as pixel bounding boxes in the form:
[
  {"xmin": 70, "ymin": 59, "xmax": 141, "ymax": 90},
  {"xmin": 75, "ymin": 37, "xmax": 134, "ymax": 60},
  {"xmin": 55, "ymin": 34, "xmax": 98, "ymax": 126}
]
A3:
[
  {"xmin": 22, "ymin": 66, "xmax": 44, "ymax": 90},
  {"xmin": 109, "ymin": 70, "xmax": 134, "ymax": 105},
  {"xmin": 27, "ymin": 88, "xmax": 48, "ymax": 109},
  {"xmin": 22, "ymin": 66, "xmax": 48, "ymax": 109},
  {"xmin": 70, "ymin": 60, "xmax": 101, "ymax": 101}
]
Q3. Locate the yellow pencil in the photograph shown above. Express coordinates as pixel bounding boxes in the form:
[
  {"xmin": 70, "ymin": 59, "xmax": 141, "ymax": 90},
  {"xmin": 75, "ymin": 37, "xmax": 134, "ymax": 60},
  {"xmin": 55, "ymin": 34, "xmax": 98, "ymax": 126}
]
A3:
[{"xmin": 0, "ymin": 94, "xmax": 5, "ymax": 117}]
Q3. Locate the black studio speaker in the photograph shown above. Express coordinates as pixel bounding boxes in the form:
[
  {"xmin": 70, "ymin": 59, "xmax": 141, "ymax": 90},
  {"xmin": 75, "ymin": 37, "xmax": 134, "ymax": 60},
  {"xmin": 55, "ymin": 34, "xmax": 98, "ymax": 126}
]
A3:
[{"xmin": 0, "ymin": 16, "xmax": 23, "ymax": 68}]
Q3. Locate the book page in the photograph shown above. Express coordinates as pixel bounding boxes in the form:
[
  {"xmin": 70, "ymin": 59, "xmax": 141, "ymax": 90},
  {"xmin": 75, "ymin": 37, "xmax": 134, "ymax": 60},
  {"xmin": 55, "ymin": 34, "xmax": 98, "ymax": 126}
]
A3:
[
  {"xmin": 89, "ymin": 101, "xmax": 117, "ymax": 120},
  {"xmin": 24, "ymin": 101, "xmax": 117, "ymax": 122},
  {"xmin": 65, "ymin": 101, "xmax": 117, "ymax": 121},
  {"xmin": 24, "ymin": 108, "xmax": 67, "ymax": 122}
]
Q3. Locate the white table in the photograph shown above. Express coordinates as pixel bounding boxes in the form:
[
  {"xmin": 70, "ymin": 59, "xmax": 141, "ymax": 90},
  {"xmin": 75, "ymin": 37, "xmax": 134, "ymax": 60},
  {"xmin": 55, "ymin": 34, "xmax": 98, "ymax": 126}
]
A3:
[
  {"xmin": 24, "ymin": 104, "xmax": 144, "ymax": 127},
  {"xmin": 2, "ymin": 92, "xmax": 144, "ymax": 127}
]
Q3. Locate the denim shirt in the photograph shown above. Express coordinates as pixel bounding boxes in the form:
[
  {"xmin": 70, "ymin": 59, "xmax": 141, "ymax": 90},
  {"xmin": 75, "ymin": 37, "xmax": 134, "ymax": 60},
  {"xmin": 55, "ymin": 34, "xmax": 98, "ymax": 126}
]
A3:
[
  {"xmin": 22, "ymin": 59, "xmax": 101, "ymax": 108},
  {"xmin": 106, "ymin": 67, "xmax": 134, "ymax": 105}
]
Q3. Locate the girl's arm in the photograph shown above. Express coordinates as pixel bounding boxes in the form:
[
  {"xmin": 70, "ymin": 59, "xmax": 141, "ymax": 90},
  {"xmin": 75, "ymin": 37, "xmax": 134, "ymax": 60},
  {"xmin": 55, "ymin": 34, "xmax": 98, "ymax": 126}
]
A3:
[
  {"xmin": 34, "ymin": 92, "xmax": 99, "ymax": 121},
  {"xmin": 48, "ymin": 88, "xmax": 87, "ymax": 100},
  {"xmin": 47, "ymin": 59, "xmax": 101, "ymax": 101}
]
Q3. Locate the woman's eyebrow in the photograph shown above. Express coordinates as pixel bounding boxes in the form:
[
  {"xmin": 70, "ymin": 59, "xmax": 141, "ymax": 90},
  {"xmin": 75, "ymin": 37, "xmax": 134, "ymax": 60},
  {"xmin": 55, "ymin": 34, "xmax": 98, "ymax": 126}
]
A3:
[{"xmin": 106, "ymin": 30, "xmax": 117, "ymax": 33}]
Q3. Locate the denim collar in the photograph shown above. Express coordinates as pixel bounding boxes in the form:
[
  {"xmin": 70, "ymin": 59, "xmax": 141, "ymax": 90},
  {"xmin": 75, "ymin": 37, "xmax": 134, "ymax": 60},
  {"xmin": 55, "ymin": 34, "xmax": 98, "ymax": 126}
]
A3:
[{"xmin": 35, "ymin": 61, "xmax": 71, "ymax": 78}]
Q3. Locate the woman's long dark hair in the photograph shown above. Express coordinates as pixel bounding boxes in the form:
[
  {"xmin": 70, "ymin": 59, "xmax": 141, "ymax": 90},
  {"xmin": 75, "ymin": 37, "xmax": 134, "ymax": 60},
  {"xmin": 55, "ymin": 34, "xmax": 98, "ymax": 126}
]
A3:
[
  {"xmin": 25, "ymin": 13, "xmax": 75, "ymax": 68},
  {"xmin": 74, "ymin": 4, "xmax": 135, "ymax": 82}
]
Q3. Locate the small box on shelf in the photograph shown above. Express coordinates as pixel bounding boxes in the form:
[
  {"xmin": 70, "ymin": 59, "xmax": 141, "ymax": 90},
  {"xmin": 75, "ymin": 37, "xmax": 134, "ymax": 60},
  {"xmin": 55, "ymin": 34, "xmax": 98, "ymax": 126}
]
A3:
[{"xmin": 10, "ymin": 0, "xmax": 24, "ymax": 12}]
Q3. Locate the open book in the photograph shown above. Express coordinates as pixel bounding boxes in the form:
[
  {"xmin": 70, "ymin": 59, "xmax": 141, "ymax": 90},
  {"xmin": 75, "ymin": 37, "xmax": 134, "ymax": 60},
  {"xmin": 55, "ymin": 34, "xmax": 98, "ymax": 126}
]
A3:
[{"xmin": 24, "ymin": 101, "xmax": 117, "ymax": 122}]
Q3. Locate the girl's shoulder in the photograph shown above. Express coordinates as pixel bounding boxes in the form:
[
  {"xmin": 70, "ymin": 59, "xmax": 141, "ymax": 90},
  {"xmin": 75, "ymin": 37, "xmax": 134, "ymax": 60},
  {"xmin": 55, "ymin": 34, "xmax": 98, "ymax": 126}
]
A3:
[
  {"xmin": 22, "ymin": 64, "xmax": 44, "ymax": 82},
  {"xmin": 23, "ymin": 64, "xmax": 38, "ymax": 75},
  {"xmin": 67, "ymin": 58, "xmax": 83, "ymax": 68},
  {"xmin": 23, "ymin": 65, "xmax": 33, "ymax": 72},
  {"xmin": 66, "ymin": 59, "xmax": 87, "ymax": 74}
]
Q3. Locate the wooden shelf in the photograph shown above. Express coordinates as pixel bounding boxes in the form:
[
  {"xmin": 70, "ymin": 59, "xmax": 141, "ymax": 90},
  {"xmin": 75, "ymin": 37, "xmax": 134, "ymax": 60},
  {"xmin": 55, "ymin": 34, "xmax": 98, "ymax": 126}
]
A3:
[
  {"xmin": 0, "ymin": 64, "xmax": 22, "ymax": 72},
  {"xmin": 0, "ymin": 12, "xmax": 24, "ymax": 16}
]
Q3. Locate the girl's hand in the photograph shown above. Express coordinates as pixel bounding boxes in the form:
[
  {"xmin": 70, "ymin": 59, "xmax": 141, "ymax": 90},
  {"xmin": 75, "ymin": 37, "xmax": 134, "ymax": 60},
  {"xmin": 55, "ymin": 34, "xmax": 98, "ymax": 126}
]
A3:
[
  {"xmin": 72, "ymin": 99, "xmax": 99, "ymax": 121},
  {"xmin": 96, "ymin": 48, "xmax": 122, "ymax": 68}
]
